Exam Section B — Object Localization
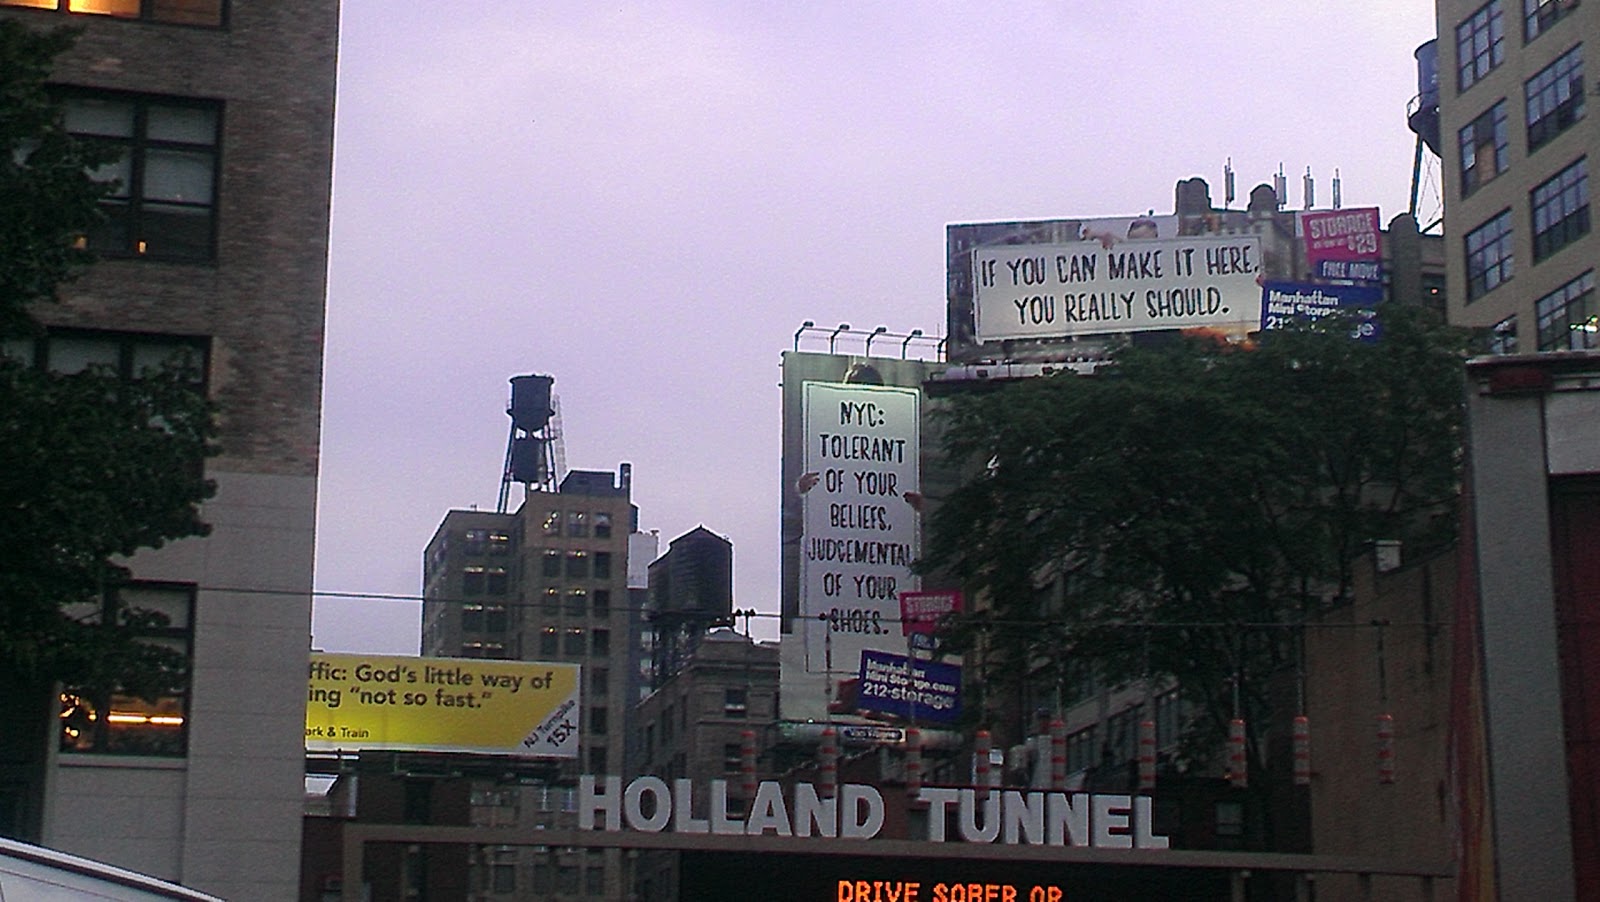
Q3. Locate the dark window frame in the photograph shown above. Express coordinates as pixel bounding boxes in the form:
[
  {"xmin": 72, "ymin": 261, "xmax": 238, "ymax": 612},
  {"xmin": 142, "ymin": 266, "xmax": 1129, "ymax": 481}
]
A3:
[
  {"xmin": 1456, "ymin": 0, "xmax": 1507, "ymax": 92},
  {"xmin": 1524, "ymin": 0, "xmax": 1576, "ymax": 42},
  {"xmin": 56, "ymin": 87, "xmax": 223, "ymax": 263},
  {"xmin": 1531, "ymin": 156, "xmax": 1590, "ymax": 261},
  {"xmin": 1459, "ymin": 98, "xmax": 1510, "ymax": 196},
  {"xmin": 1525, "ymin": 44, "xmax": 1585, "ymax": 153},
  {"xmin": 59, "ymin": 581, "xmax": 194, "ymax": 757},
  {"xmin": 1465, "ymin": 208, "xmax": 1515, "ymax": 301},
  {"xmin": 1536, "ymin": 270, "xmax": 1597, "ymax": 350}
]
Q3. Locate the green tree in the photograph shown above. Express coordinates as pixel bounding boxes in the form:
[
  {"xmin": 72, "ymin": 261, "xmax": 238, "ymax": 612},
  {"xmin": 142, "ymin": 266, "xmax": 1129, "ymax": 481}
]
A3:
[
  {"xmin": 0, "ymin": 20, "xmax": 214, "ymax": 705},
  {"xmin": 921, "ymin": 308, "xmax": 1472, "ymax": 787}
]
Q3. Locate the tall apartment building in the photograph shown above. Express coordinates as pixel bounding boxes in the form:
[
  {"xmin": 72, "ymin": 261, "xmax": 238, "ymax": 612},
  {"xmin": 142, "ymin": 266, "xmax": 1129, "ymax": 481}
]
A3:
[
  {"xmin": 421, "ymin": 466, "xmax": 640, "ymax": 899},
  {"xmin": 1437, "ymin": 0, "xmax": 1595, "ymax": 350},
  {"xmin": 0, "ymin": 2, "xmax": 337, "ymax": 900}
]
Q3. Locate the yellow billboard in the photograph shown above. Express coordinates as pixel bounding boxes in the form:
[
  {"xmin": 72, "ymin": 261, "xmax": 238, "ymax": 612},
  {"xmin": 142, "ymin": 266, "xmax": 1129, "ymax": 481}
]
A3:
[{"xmin": 306, "ymin": 654, "xmax": 580, "ymax": 757}]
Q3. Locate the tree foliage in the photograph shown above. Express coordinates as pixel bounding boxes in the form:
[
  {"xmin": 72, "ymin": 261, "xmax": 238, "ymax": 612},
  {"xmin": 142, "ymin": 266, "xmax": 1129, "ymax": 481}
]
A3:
[
  {"xmin": 921, "ymin": 308, "xmax": 1473, "ymax": 775},
  {"xmin": 0, "ymin": 20, "xmax": 215, "ymax": 696}
]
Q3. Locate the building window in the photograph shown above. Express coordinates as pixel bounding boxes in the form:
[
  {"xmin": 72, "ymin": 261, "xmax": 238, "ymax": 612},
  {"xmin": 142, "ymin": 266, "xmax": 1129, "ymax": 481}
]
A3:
[
  {"xmin": 592, "ymin": 628, "xmax": 611, "ymax": 656},
  {"xmin": 566, "ymin": 551, "xmax": 589, "ymax": 579},
  {"xmin": 1465, "ymin": 209, "xmax": 1515, "ymax": 300},
  {"xmin": 58, "ymin": 90, "xmax": 220, "ymax": 261},
  {"xmin": 724, "ymin": 687, "xmax": 748, "ymax": 718},
  {"xmin": 592, "ymin": 589, "xmax": 611, "ymax": 618},
  {"xmin": 588, "ymin": 747, "xmax": 607, "ymax": 774},
  {"xmin": 0, "ymin": 0, "xmax": 223, "ymax": 26},
  {"xmin": 1456, "ymin": 0, "xmax": 1506, "ymax": 91},
  {"xmin": 463, "ymin": 529, "xmax": 488, "ymax": 555},
  {"xmin": 590, "ymin": 706, "xmax": 608, "ymax": 735},
  {"xmin": 1526, "ymin": 45, "xmax": 1585, "ymax": 152},
  {"xmin": 566, "ymin": 510, "xmax": 588, "ymax": 537},
  {"xmin": 539, "ymin": 627, "xmax": 558, "ymax": 656},
  {"xmin": 541, "ymin": 587, "xmax": 559, "ymax": 613},
  {"xmin": 585, "ymin": 856, "xmax": 606, "ymax": 896},
  {"xmin": 485, "ymin": 567, "xmax": 508, "ymax": 595},
  {"xmin": 593, "ymin": 551, "xmax": 612, "ymax": 580},
  {"xmin": 460, "ymin": 641, "xmax": 505, "ymax": 659},
  {"xmin": 1531, "ymin": 156, "xmax": 1589, "ymax": 261},
  {"xmin": 1524, "ymin": 0, "xmax": 1576, "ymax": 42},
  {"xmin": 593, "ymin": 511, "xmax": 613, "ymax": 539},
  {"xmin": 565, "ymin": 589, "xmax": 587, "ymax": 617},
  {"xmin": 542, "ymin": 550, "xmax": 561, "ymax": 578},
  {"xmin": 1459, "ymin": 99, "xmax": 1509, "ymax": 196},
  {"xmin": 540, "ymin": 509, "xmax": 560, "ymax": 536},
  {"xmin": 1491, "ymin": 314, "xmax": 1520, "ymax": 354},
  {"xmin": 487, "ymin": 531, "xmax": 512, "ymax": 555},
  {"xmin": 5, "ymin": 327, "xmax": 207, "ymax": 385},
  {"xmin": 462, "ymin": 565, "xmax": 485, "ymax": 596},
  {"xmin": 1066, "ymin": 726, "xmax": 1097, "ymax": 774},
  {"xmin": 1536, "ymin": 270, "xmax": 1597, "ymax": 349},
  {"xmin": 723, "ymin": 743, "xmax": 743, "ymax": 774},
  {"xmin": 1215, "ymin": 801, "xmax": 1245, "ymax": 838},
  {"xmin": 59, "ymin": 582, "xmax": 193, "ymax": 756},
  {"xmin": 564, "ymin": 628, "xmax": 586, "ymax": 656},
  {"xmin": 485, "ymin": 605, "xmax": 508, "ymax": 633},
  {"xmin": 491, "ymin": 848, "xmax": 516, "ymax": 894},
  {"xmin": 590, "ymin": 667, "xmax": 609, "ymax": 697},
  {"xmin": 462, "ymin": 604, "xmax": 485, "ymax": 632}
]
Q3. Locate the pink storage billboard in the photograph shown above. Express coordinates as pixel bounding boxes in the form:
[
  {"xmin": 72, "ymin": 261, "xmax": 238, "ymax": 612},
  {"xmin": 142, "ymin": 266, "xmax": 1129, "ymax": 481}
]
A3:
[
  {"xmin": 899, "ymin": 589, "xmax": 962, "ymax": 636},
  {"xmin": 1301, "ymin": 207, "xmax": 1381, "ymax": 281}
]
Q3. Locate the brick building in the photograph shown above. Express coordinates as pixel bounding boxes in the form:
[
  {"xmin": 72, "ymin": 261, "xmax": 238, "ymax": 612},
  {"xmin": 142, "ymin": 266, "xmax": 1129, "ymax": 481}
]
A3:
[{"xmin": 0, "ymin": 1, "xmax": 337, "ymax": 899}]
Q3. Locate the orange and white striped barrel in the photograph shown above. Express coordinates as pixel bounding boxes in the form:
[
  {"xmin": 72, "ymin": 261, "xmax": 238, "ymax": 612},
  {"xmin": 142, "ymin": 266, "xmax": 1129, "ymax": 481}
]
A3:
[
  {"xmin": 1227, "ymin": 718, "xmax": 1247, "ymax": 788},
  {"xmin": 1137, "ymin": 719, "xmax": 1157, "ymax": 790}
]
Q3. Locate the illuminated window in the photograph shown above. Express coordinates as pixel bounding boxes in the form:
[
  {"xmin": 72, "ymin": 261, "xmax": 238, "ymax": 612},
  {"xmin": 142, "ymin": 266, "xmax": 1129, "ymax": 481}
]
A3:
[
  {"xmin": 1536, "ymin": 270, "xmax": 1597, "ymax": 350},
  {"xmin": 566, "ymin": 550, "xmax": 589, "ymax": 579},
  {"xmin": 59, "ymin": 90, "xmax": 220, "ymax": 261},
  {"xmin": 542, "ymin": 549, "xmax": 561, "ymax": 578},
  {"xmin": 564, "ymin": 627, "xmax": 585, "ymax": 656},
  {"xmin": 566, "ymin": 510, "xmax": 588, "ymax": 537},
  {"xmin": 724, "ymin": 687, "xmax": 748, "ymax": 717},
  {"xmin": 539, "ymin": 627, "xmax": 558, "ymax": 656},
  {"xmin": 565, "ymin": 589, "xmax": 587, "ymax": 617},
  {"xmin": 462, "ymin": 565, "xmax": 485, "ymax": 595},
  {"xmin": 1524, "ymin": 0, "xmax": 1576, "ymax": 42},
  {"xmin": 0, "ymin": 0, "xmax": 223, "ymax": 26},
  {"xmin": 540, "ymin": 509, "xmax": 560, "ymax": 536},
  {"xmin": 1525, "ymin": 45, "xmax": 1584, "ymax": 152},
  {"xmin": 1465, "ymin": 208, "xmax": 1514, "ymax": 300},
  {"xmin": 485, "ymin": 566, "xmax": 508, "ymax": 595},
  {"xmin": 59, "ymin": 582, "xmax": 193, "ymax": 756},
  {"xmin": 1456, "ymin": 0, "xmax": 1505, "ymax": 91},
  {"xmin": 1458, "ymin": 99, "xmax": 1509, "ymax": 196},
  {"xmin": 1531, "ymin": 156, "xmax": 1589, "ymax": 261},
  {"xmin": 487, "ymin": 531, "xmax": 512, "ymax": 555}
]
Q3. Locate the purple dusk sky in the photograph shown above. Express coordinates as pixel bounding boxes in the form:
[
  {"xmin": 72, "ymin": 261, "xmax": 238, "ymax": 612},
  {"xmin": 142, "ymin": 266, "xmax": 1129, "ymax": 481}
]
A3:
[{"xmin": 311, "ymin": 2, "xmax": 1442, "ymax": 654}]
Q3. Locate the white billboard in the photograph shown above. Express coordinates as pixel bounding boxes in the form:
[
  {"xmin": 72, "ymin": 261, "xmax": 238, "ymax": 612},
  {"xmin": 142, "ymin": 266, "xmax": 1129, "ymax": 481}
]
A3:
[
  {"xmin": 798, "ymin": 381, "xmax": 920, "ymax": 676},
  {"xmin": 973, "ymin": 234, "xmax": 1264, "ymax": 341}
]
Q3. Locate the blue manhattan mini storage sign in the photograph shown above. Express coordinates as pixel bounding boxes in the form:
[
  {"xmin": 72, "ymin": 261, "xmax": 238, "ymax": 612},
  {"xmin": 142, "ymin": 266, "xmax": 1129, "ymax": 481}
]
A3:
[
  {"xmin": 1260, "ymin": 280, "xmax": 1383, "ymax": 341},
  {"xmin": 857, "ymin": 650, "xmax": 961, "ymax": 724}
]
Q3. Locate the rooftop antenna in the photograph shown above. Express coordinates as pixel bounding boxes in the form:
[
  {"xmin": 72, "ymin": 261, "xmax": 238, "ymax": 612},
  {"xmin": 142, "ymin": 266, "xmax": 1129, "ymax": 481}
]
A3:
[
  {"xmin": 1274, "ymin": 165, "xmax": 1287, "ymax": 210},
  {"xmin": 1303, "ymin": 166, "xmax": 1315, "ymax": 210},
  {"xmin": 1332, "ymin": 168, "xmax": 1343, "ymax": 210},
  {"xmin": 1224, "ymin": 158, "xmax": 1236, "ymax": 208}
]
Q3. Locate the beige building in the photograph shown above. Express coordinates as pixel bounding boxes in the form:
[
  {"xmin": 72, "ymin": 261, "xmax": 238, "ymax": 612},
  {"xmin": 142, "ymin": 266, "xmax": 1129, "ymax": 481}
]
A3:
[
  {"xmin": 1436, "ymin": 0, "xmax": 1595, "ymax": 350},
  {"xmin": 0, "ymin": 1, "xmax": 337, "ymax": 900},
  {"xmin": 421, "ymin": 467, "xmax": 641, "ymax": 899}
]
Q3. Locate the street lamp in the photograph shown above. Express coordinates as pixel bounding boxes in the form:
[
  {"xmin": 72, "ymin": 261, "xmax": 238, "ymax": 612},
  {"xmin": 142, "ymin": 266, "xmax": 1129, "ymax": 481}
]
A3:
[
  {"xmin": 901, "ymin": 328, "xmax": 923, "ymax": 358},
  {"xmin": 864, "ymin": 325, "xmax": 888, "ymax": 356},
  {"xmin": 828, "ymin": 323, "xmax": 850, "ymax": 354}
]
